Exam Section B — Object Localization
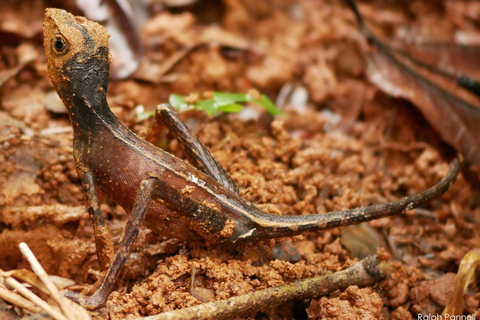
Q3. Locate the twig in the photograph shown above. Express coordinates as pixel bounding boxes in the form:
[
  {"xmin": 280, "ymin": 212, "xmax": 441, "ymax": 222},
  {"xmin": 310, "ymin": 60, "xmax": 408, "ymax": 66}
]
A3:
[
  {"xmin": 0, "ymin": 284, "xmax": 40, "ymax": 313},
  {"xmin": 19, "ymin": 243, "xmax": 91, "ymax": 320},
  {"xmin": 0, "ymin": 268, "xmax": 68, "ymax": 320},
  {"xmin": 19, "ymin": 243, "xmax": 72, "ymax": 314},
  {"xmin": 132, "ymin": 255, "xmax": 383, "ymax": 320}
]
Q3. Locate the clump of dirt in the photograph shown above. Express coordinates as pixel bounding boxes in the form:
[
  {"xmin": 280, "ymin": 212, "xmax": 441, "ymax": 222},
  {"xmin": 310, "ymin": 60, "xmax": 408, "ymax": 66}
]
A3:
[
  {"xmin": 1, "ymin": 0, "xmax": 479, "ymax": 319},
  {"xmin": 306, "ymin": 286, "xmax": 384, "ymax": 320}
]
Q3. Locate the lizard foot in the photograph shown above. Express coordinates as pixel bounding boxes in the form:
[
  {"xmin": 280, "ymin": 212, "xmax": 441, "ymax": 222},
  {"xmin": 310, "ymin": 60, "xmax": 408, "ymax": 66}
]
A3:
[{"xmin": 64, "ymin": 290, "xmax": 106, "ymax": 310}]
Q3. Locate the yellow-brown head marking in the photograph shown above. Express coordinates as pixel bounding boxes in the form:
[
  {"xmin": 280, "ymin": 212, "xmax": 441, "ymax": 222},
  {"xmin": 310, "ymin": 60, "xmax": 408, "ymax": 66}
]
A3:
[
  {"xmin": 43, "ymin": 8, "xmax": 110, "ymax": 74},
  {"xmin": 43, "ymin": 8, "xmax": 113, "ymax": 118}
]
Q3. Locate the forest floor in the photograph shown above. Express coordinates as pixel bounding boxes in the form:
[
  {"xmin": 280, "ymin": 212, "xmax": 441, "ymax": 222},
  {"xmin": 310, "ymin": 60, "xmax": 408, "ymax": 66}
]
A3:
[{"xmin": 0, "ymin": 0, "xmax": 479, "ymax": 319}]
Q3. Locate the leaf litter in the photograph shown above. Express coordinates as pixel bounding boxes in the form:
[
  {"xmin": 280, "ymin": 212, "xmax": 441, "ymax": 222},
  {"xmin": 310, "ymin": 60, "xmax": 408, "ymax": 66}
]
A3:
[{"xmin": 0, "ymin": 0, "xmax": 479, "ymax": 319}]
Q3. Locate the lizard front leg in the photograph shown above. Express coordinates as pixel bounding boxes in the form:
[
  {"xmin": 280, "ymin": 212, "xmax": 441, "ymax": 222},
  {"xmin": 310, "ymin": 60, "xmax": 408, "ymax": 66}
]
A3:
[
  {"xmin": 81, "ymin": 170, "xmax": 114, "ymax": 270},
  {"xmin": 71, "ymin": 176, "xmax": 159, "ymax": 309}
]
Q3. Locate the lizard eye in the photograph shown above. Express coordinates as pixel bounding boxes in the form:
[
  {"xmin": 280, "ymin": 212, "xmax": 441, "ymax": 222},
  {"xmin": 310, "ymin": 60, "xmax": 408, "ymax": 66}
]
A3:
[{"xmin": 52, "ymin": 36, "xmax": 68, "ymax": 55}]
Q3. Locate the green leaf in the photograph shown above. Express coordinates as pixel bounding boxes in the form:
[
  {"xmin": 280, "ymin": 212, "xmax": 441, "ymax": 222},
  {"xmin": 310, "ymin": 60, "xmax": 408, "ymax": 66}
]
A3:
[
  {"xmin": 213, "ymin": 92, "xmax": 249, "ymax": 104},
  {"xmin": 253, "ymin": 95, "xmax": 283, "ymax": 115},
  {"xmin": 217, "ymin": 103, "xmax": 244, "ymax": 113},
  {"xmin": 169, "ymin": 94, "xmax": 188, "ymax": 110},
  {"xmin": 195, "ymin": 99, "xmax": 217, "ymax": 115},
  {"xmin": 136, "ymin": 110, "xmax": 155, "ymax": 120},
  {"xmin": 168, "ymin": 91, "xmax": 283, "ymax": 116},
  {"xmin": 135, "ymin": 105, "xmax": 155, "ymax": 120}
]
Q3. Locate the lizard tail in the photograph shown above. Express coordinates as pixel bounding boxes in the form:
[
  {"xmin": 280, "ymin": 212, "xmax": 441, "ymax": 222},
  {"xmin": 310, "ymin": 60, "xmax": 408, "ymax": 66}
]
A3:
[{"xmin": 233, "ymin": 156, "xmax": 461, "ymax": 241}]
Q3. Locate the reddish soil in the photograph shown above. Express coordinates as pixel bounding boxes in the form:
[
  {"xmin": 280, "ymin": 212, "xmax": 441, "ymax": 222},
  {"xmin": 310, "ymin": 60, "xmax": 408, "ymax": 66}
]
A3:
[{"xmin": 1, "ymin": 0, "xmax": 479, "ymax": 319}]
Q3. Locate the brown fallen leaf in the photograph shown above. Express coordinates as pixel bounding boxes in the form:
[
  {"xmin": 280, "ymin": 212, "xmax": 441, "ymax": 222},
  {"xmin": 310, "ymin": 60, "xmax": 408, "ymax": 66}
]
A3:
[
  {"xmin": 391, "ymin": 43, "xmax": 480, "ymax": 98},
  {"xmin": 397, "ymin": 43, "xmax": 480, "ymax": 83},
  {"xmin": 340, "ymin": 223, "xmax": 387, "ymax": 260},
  {"xmin": 4, "ymin": 269, "xmax": 75, "ymax": 295},
  {"xmin": 364, "ymin": 49, "xmax": 480, "ymax": 167},
  {"xmin": 199, "ymin": 26, "xmax": 263, "ymax": 54},
  {"xmin": 346, "ymin": 0, "xmax": 480, "ymax": 167},
  {"xmin": 134, "ymin": 26, "xmax": 262, "ymax": 84},
  {"xmin": 0, "ymin": 43, "xmax": 38, "ymax": 88},
  {"xmin": 134, "ymin": 45, "xmax": 197, "ymax": 83}
]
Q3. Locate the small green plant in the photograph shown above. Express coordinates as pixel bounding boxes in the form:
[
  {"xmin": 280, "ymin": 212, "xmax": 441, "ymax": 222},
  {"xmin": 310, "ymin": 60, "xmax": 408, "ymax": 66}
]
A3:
[{"xmin": 136, "ymin": 91, "xmax": 282, "ymax": 119}]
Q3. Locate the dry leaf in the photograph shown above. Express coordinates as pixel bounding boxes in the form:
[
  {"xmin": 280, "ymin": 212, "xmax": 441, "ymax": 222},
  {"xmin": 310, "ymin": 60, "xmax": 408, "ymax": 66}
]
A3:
[
  {"xmin": 340, "ymin": 223, "xmax": 387, "ymax": 260},
  {"xmin": 347, "ymin": 0, "xmax": 480, "ymax": 167},
  {"xmin": 442, "ymin": 250, "xmax": 480, "ymax": 316},
  {"xmin": 6, "ymin": 269, "xmax": 49, "ymax": 295},
  {"xmin": 398, "ymin": 43, "xmax": 480, "ymax": 83},
  {"xmin": 0, "ymin": 43, "xmax": 38, "ymax": 88},
  {"xmin": 365, "ymin": 46, "xmax": 480, "ymax": 167}
]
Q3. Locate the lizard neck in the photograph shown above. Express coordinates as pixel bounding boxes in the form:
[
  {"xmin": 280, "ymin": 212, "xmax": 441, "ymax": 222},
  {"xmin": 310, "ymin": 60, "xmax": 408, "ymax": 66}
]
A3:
[
  {"xmin": 53, "ymin": 46, "xmax": 121, "ymax": 137},
  {"xmin": 68, "ymin": 91, "xmax": 120, "ymax": 139}
]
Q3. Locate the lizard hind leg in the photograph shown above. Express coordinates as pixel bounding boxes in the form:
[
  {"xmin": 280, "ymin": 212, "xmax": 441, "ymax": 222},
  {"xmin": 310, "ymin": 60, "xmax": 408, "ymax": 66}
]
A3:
[{"xmin": 150, "ymin": 103, "xmax": 239, "ymax": 194}]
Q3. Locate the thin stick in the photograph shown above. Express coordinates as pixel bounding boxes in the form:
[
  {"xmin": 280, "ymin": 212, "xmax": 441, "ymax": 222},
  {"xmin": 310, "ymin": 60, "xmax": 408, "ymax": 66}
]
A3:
[
  {"xmin": 0, "ymin": 269, "xmax": 68, "ymax": 320},
  {"xmin": 132, "ymin": 255, "xmax": 383, "ymax": 320},
  {"xmin": 0, "ymin": 284, "xmax": 40, "ymax": 313},
  {"xmin": 19, "ymin": 242, "xmax": 90, "ymax": 320},
  {"xmin": 20, "ymin": 243, "xmax": 70, "ymax": 310}
]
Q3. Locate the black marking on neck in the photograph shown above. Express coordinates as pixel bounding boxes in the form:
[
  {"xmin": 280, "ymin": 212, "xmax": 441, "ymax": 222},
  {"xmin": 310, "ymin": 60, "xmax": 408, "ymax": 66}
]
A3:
[{"xmin": 59, "ymin": 46, "xmax": 119, "ymax": 134}]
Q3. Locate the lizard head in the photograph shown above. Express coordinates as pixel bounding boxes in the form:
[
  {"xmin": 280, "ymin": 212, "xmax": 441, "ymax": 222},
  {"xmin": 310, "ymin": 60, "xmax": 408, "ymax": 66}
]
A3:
[{"xmin": 43, "ymin": 8, "xmax": 112, "ymax": 109}]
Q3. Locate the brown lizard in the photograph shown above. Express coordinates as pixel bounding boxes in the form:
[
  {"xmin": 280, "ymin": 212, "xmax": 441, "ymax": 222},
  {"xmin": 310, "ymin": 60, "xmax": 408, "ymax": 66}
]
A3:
[{"xmin": 43, "ymin": 8, "xmax": 461, "ymax": 309}]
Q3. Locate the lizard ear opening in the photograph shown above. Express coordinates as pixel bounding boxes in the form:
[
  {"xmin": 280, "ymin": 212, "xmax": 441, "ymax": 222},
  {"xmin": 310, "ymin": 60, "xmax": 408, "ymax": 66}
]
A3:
[{"xmin": 51, "ymin": 35, "xmax": 69, "ymax": 55}]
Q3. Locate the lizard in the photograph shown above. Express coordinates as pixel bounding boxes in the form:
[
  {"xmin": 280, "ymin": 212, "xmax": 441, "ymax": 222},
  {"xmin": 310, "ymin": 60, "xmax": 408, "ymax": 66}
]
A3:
[{"xmin": 42, "ymin": 8, "xmax": 461, "ymax": 308}]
